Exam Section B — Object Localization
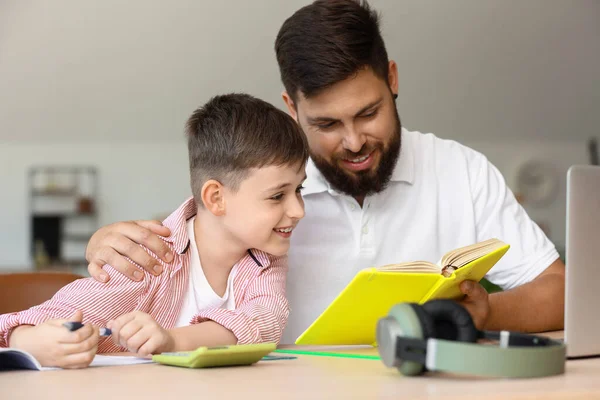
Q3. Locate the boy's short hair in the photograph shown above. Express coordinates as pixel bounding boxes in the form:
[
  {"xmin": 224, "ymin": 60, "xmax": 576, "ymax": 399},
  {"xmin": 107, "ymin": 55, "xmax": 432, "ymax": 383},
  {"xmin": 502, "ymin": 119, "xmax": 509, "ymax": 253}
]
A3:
[
  {"xmin": 275, "ymin": 0, "xmax": 389, "ymax": 103},
  {"xmin": 186, "ymin": 93, "xmax": 309, "ymax": 204}
]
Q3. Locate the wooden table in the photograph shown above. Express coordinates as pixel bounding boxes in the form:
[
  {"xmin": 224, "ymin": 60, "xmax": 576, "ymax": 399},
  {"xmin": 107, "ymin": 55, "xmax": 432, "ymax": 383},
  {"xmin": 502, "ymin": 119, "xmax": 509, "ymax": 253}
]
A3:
[{"xmin": 2, "ymin": 331, "xmax": 599, "ymax": 400}]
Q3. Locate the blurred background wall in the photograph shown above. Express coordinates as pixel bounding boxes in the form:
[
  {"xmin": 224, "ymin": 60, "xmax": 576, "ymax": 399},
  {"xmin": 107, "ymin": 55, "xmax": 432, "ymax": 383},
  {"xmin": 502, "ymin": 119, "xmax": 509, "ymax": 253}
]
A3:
[{"xmin": 1, "ymin": 0, "xmax": 598, "ymax": 273}]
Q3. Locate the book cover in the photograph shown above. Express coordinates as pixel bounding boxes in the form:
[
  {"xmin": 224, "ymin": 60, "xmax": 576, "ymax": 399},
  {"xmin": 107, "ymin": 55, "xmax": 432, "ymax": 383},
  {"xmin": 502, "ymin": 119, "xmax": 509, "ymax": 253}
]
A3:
[
  {"xmin": 0, "ymin": 348, "xmax": 42, "ymax": 371},
  {"xmin": 295, "ymin": 241, "xmax": 510, "ymax": 346}
]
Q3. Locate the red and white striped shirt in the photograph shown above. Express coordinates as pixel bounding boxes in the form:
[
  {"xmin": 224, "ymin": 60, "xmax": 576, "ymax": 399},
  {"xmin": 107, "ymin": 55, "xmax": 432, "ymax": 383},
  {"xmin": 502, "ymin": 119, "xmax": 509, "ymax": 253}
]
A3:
[{"xmin": 0, "ymin": 197, "xmax": 289, "ymax": 351}]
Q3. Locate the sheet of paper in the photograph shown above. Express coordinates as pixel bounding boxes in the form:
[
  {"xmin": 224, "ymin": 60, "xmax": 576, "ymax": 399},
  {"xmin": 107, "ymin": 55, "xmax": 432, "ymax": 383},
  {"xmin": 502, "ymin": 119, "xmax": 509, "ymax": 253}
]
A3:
[
  {"xmin": 90, "ymin": 355, "xmax": 155, "ymax": 367},
  {"xmin": 40, "ymin": 355, "xmax": 155, "ymax": 370}
]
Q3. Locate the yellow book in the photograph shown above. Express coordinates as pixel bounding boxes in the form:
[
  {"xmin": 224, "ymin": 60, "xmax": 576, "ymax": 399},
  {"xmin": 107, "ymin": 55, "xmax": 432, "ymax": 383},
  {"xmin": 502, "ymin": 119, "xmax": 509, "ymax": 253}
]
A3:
[{"xmin": 295, "ymin": 238, "xmax": 510, "ymax": 346}]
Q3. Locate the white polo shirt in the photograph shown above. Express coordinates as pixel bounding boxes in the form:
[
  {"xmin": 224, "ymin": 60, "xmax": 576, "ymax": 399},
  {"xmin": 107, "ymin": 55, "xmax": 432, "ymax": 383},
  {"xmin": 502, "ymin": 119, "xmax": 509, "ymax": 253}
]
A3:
[{"xmin": 282, "ymin": 128, "xmax": 559, "ymax": 344}]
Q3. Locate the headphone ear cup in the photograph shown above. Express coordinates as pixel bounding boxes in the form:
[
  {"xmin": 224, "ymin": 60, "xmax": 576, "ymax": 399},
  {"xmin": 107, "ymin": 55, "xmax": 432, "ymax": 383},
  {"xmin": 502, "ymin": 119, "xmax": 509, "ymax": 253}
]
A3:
[
  {"xmin": 407, "ymin": 303, "xmax": 436, "ymax": 340},
  {"xmin": 421, "ymin": 300, "xmax": 478, "ymax": 343},
  {"xmin": 386, "ymin": 303, "xmax": 431, "ymax": 376}
]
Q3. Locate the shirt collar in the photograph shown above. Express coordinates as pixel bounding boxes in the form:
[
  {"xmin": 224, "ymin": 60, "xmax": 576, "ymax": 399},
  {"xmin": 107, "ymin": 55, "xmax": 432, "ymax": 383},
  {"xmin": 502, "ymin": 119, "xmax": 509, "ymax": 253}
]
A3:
[
  {"xmin": 162, "ymin": 197, "xmax": 198, "ymax": 255},
  {"xmin": 302, "ymin": 160, "xmax": 331, "ymax": 196},
  {"xmin": 302, "ymin": 127, "xmax": 414, "ymax": 196},
  {"xmin": 161, "ymin": 196, "xmax": 271, "ymax": 268},
  {"xmin": 390, "ymin": 127, "xmax": 415, "ymax": 184}
]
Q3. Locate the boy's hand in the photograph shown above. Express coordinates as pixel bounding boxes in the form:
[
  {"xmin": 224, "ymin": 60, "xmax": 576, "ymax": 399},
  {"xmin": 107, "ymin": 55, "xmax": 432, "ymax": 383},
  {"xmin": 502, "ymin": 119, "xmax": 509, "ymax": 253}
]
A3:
[
  {"xmin": 9, "ymin": 310, "xmax": 99, "ymax": 369},
  {"xmin": 108, "ymin": 311, "xmax": 174, "ymax": 356},
  {"xmin": 458, "ymin": 280, "xmax": 491, "ymax": 330}
]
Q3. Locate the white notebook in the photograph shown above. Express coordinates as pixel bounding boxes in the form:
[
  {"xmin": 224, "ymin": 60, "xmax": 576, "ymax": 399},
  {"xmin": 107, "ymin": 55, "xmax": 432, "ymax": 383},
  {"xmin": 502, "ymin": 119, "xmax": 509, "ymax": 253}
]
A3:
[{"xmin": 0, "ymin": 348, "xmax": 154, "ymax": 371}]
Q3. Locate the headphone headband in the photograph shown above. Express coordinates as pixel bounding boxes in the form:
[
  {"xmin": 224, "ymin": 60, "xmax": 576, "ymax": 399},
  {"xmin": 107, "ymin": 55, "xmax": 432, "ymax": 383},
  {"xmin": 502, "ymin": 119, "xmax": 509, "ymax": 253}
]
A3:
[
  {"xmin": 478, "ymin": 330, "xmax": 562, "ymax": 347},
  {"xmin": 423, "ymin": 335, "xmax": 566, "ymax": 378}
]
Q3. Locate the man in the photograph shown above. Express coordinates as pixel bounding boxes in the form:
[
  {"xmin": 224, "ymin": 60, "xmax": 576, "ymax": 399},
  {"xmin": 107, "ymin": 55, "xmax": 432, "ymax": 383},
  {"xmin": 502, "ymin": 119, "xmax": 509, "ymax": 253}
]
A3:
[{"xmin": 85, "ymin": 0, "xmax": 565, "ymax": 344}]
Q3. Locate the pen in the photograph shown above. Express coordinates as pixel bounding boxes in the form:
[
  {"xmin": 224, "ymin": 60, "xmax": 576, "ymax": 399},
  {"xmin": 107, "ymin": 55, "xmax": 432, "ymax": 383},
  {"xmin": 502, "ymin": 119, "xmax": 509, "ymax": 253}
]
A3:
[{"xmin": 63, "ymin": 321, "xmax": 112, "ymax": 336}]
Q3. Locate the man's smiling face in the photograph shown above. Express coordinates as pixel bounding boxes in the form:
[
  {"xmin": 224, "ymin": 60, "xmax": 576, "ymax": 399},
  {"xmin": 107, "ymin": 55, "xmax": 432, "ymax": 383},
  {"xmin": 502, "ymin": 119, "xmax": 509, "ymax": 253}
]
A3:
[{"xmin": 285, "ymin": 65, "xmax": 402, "ymax": 199}]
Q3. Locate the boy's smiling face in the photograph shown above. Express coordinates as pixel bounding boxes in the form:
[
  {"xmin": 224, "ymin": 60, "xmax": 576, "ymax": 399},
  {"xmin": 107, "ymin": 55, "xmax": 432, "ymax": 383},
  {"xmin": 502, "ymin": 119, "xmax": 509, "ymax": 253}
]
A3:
[{"xmin": 221, "ymin": 162, "xmax": 306, "ymax": 257}]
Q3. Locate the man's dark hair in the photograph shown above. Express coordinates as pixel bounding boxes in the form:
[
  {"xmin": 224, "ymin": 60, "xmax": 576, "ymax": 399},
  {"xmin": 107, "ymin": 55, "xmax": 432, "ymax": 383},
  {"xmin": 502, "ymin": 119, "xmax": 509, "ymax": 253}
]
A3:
[
  {"xmin": 275, "ymin": 0, "xmax": 389, "ymax": 102},
  {"xmin": 186, "ymin": 93, "xmax": 309, "ymax": 203}
]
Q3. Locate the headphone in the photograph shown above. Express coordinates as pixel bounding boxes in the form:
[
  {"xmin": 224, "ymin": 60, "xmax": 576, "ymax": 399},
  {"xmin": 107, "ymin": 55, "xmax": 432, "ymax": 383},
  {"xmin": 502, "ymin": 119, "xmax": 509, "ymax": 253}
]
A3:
[{"xmin": 376, "ymin": 299, "xmax": 566, "ymax": 378}]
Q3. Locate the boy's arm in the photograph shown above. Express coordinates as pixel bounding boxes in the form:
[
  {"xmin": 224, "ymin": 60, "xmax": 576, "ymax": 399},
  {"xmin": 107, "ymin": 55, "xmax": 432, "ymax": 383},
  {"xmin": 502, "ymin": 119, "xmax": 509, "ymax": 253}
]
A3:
[
  {"xmin": 166, "ymin": 321, "xmax": 238, "ymax": 351},
  {"xmin": 0, "ymin": 265, "xmax": 149, "ymax": 348},
  {"xmin": 169, "ymin": 256, "xmax": 289, "ymax": 348}
]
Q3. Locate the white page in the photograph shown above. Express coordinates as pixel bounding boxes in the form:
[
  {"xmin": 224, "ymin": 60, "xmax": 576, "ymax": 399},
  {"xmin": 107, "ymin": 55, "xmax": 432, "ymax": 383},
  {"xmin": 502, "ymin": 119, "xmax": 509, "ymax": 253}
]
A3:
[
  {"xmin": 90, "ymin": 355, "xmax": 155, "ymax": 367},
  {"xmin": 40, "ymin": 355, "xmax": 155, "ymax": 371}
]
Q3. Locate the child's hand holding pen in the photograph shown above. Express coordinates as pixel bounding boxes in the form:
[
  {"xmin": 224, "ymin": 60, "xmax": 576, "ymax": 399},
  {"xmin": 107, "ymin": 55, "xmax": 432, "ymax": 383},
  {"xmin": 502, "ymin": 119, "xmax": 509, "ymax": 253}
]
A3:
[
  {"xmin": 7, "ymin": 310, "xmax": 100, "ymax": 369},
  {"xmin": 62, "ymin": 321, "xmax": 112, "ymax": 337}
]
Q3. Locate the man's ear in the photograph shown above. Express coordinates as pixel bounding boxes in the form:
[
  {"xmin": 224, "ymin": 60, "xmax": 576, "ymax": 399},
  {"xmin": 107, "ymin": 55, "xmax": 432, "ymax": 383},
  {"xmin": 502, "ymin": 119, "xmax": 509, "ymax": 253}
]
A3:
[
  {"xmin": 388, "ymin": 60, "xmax": 399, "ymax": 97},
  {"xmin": 201, "ymin": 179, "xmax": 226, "ymax": 216},
  {"xmin": 282, "ymin": 91, "xmax": 298, "ymax": 122}
]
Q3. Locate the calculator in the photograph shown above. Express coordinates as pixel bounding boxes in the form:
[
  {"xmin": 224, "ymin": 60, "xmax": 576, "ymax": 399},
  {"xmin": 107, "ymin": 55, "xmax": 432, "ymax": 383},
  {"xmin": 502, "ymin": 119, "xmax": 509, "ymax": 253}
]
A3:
[{"xmin": 152, "ymin": 343, "xmax": 277, "ymax": 368}]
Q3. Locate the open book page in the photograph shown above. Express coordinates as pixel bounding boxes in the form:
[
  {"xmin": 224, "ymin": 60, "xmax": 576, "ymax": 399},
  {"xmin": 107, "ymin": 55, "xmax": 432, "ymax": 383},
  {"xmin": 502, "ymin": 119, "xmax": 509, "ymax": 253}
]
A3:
[
  {"xmin": 421, "ymin": 240, "xmax": 510, "ymax": 302},
  {"xmin": 376, "ymin": 261, "xmax": 440, "ymax": 273},
  {"xmin": 373, "ymin": 238, "xmax": 507, "ymax": 276},
  {"xmin": 440, "ymin": 238, "xmax": 506, "ymax": 270}
]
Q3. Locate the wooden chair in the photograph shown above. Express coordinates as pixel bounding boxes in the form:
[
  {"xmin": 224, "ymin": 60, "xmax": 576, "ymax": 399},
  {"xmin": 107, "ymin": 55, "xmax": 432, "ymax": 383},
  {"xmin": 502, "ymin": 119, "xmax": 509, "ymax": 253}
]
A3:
[{"xmin": 0, "ymin": 271, "xmax": 83, "ymax": 314}]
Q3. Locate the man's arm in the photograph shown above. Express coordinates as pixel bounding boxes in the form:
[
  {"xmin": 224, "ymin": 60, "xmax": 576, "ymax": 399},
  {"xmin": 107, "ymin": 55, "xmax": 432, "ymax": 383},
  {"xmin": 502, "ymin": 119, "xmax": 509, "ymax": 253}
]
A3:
[
  {"xmin": 86, "ymin": 220, "xmax": 173, "ymax": 282},
  {"xmin": 460, "ymin": 258, "xmax": 565, "ymax": 332},
  {"xmin": 461, "ymin": 148, "xmax": 565, "ymax": 332},
  {"xmin": 487, "ymin": 258, "xmax": 564, "ymax": 332}
]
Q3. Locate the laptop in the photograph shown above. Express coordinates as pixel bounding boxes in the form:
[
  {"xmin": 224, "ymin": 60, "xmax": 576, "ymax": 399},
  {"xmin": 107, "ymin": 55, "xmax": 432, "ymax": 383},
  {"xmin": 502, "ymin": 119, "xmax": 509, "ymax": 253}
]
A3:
[{"xmin": 565, "ymin": 165, "xmax": 600, "ymax": 358}]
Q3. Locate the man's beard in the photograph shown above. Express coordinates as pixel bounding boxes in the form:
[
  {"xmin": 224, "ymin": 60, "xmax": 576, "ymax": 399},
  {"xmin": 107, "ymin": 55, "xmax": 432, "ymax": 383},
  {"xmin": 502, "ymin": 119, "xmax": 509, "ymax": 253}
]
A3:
[{"xmin": 310, "ymin": 109, "xmax": 401, "ymax": 198}]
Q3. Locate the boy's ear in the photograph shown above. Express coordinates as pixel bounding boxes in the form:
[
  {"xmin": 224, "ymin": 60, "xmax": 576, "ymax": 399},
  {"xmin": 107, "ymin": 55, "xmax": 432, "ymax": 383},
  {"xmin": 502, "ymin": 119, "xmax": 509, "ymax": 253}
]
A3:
[{"xmin": 201, "ymin": 179, "xmax": 226, "ymax": 216}]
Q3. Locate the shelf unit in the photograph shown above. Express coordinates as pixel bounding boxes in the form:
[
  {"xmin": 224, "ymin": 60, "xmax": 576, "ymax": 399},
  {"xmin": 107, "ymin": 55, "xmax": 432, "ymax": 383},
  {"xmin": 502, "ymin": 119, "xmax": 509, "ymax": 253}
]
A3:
[{"xmin": 28, "ymin": 166, "xmax": 99, "ymax": 271}]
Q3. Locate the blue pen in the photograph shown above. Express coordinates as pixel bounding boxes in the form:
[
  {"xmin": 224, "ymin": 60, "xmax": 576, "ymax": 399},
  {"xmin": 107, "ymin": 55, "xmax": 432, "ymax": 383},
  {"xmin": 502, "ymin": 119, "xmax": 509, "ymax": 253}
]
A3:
[{"xmin": 63, "ymin": 321, "xmax": 112, "ymax": 336}]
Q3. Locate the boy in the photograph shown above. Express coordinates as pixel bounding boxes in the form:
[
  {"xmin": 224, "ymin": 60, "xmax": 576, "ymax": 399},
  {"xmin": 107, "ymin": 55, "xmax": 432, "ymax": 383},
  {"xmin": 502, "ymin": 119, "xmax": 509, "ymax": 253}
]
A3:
[{"xmin": 0, "ymin": 93, "xmax": 308, "ymax": 368}]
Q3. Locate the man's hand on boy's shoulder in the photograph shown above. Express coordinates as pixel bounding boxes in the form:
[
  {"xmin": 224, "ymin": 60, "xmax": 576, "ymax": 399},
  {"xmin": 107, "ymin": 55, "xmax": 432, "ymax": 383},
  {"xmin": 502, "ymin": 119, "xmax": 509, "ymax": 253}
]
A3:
[
  {"xmin": 9, "ymin": 310, "xmax": 100, "ymax": 369},
  {"xmin": 86, "ymin": 220, "xmax": 173, "ymax": 283}
]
